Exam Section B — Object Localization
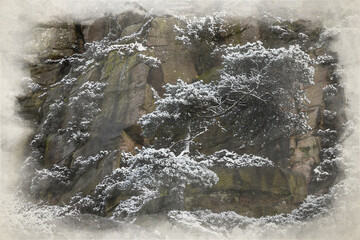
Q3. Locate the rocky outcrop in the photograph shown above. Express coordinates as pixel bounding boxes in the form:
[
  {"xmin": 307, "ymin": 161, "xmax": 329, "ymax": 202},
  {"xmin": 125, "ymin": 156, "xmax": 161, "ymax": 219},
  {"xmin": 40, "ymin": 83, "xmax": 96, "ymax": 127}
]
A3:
[
  {"xmin": 31, "ymin": 18, "xmax": 84, "ymax": 60},
  {"xmin": 146, "ymin": 17, "xmax": 197, "ymax": 84},
  {"xmin": 185, "ymin": 167, "xmax": 307, "ymax": 217},
  {"xmin": 18, "ymin": 9, "xmax": 344, "ymax": 218}
]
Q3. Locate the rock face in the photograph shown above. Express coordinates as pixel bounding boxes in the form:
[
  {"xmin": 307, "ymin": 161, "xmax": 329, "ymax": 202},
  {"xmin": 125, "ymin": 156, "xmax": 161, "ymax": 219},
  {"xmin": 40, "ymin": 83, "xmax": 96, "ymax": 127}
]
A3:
[
  {"xmin": 185, "ymin": 167, "xmax": 307, "ymax": 217},
  {"xmin": 146, "ymin": 17, "xmax": 197, "ymax": 84},
  {"xmin": 31, "ymin": 18, "xmax": 83, "ymax": 60},
  {"xmin": 18, "ymin": 8, "xmax": 344, "ymax": 218}
]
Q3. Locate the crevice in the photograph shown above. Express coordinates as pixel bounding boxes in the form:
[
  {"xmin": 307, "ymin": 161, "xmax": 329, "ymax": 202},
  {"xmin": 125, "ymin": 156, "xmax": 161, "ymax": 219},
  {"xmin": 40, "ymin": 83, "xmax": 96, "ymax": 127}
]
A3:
[
  {"xmin": 124, "ymin": 124, "xmax": 145, "ymax": 146},
  {"xmin": 74, "ymin": 23, "xmax": 85, "ymax": 53},
  {"xmin": 147, "ymin": 65, "xmax": 165, "ymax": 96}
]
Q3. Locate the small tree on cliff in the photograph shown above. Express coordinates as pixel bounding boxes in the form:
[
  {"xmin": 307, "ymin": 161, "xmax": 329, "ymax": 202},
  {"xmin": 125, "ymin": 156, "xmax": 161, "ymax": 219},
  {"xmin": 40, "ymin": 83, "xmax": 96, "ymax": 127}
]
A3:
[
  {"xmin": 86, "ymin": 41, "xmax": 314, "ymax": 219},
  {"xmin": 139, "ymin": 41, "xmax": 314, "ymax": 154},
  {"xmin": 93, "ymin": 148, "xmax": 218, "ymax": 218}
]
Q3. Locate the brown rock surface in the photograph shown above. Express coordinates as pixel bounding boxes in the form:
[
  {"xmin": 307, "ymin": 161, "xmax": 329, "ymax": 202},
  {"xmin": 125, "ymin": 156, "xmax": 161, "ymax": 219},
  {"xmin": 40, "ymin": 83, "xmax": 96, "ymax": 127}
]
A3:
[{"xmin": 18, "ymin": 12, "xmax": 343, "ymax": 217}]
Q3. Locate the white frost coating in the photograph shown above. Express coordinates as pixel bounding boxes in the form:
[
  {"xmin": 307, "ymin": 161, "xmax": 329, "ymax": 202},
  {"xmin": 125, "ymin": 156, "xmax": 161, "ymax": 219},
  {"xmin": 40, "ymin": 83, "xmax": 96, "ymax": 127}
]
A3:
[
  {"xmin": 317, "ymin": 128, "xmax": 338, "ymax": 145},
  {"xmin": 155, "ymin": 80, "xmax": 219, "ymax": 113},
  {"xmin": 113, "ymin": 189, "xmax": 158, "ymax": 219},
  {"xmin": 50, "ymin": 75, "xmax": 77, "ymax": 89},
  {"xmin": 138, "ymin": 54, "xmax": 161, "ymax": 67},
  {"xmin": 68, "ymin": 130, "xmax": 90, "ymax": 144},
  {"xmin": 218, "ymin": 41, "xmax": 315, "ymax": 86},
  {"xmin": 324, "ymin": 110, "xmax": 337, "ymax": 121},
  {"xmin": 42, "ymin": 99, "xmax": 65, "ymax": 134},
  {"xmin": 22, "ymin": 77, "xmax": 41, "ymax": 92},
  {"xmin": 30, "ymin": 165, "xmax": 72, "ymax": 195},
  {"xmin": 174, "ymin": 12, "xmax": 228, "ymax": 45},
  {"xmin": 69, "ymin": 81, "xmax": 107, "ymax": 106},
  {"xmin": 200, "ymin": 150, "xmax": 274, "ymax": 168},
  {"xmin": 215, "ymin": 41, "xmax": 315, "ymax": 139},
  {"xmin": 312, "ymin": 126, "xmax": 341, "ymax": 182},
  {"xmin": 314, "ymin": 144, "xmax": 342, "ymax": 182},
  {"xmin": 65, "ymin": 81, "xmax": 107, "ymax": 144},
  {"xmin": 139, "ymin": 41, "xmax": 315, "ymax": 151},
  {"xmin": 268, "ymin": 24, "xmax": 289, "ymax": 35},
  {"xmin": 73, "ymin": 150, "xmax": 110, "ymax": 174},
  {"xmin": 138, "ymin": 79, "xmax": 219, "ymax": 150},
  {"xmin": 315, "ymin": 54, "xmax": 335, "ymax": 64},
  {"xmin": 323, "ymin": 83, "xmax": 343, "ymax": 103},
  {"xmin": 119, "ymin": 17, "xmax": 153, "ymax": 41},
  {"xmin": 0, "ymin": 1, "xmax": 358, "ymax": 239},
  {"xmin": 267, "ymin": 24, "xmax": 296, "ymax": 40},
  {"xmin": 94, "ymin": 148, "xmax": 218, "ymax": 219},
  {"xmin": 85, "ymin": 39, "xmax": 148, "ymax": 59},
  {"xmin": 73, "ymin": 58, "xmax": 97, "ymax": 73}
]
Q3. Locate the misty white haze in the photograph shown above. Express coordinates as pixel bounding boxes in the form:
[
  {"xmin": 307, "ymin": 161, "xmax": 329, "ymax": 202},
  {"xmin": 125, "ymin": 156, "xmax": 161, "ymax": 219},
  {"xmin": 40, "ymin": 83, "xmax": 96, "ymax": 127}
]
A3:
[{"xmin": 0, "ymin": 0, "xmax": 359, "ymax": 239}]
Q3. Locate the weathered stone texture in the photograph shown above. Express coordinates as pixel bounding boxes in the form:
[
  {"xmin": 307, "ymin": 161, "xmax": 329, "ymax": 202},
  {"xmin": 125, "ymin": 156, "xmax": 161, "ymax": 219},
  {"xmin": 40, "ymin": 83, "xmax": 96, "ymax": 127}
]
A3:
[{"xmin": 19, "ymin": 11, "xmax": 343, "ymax": 217}]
